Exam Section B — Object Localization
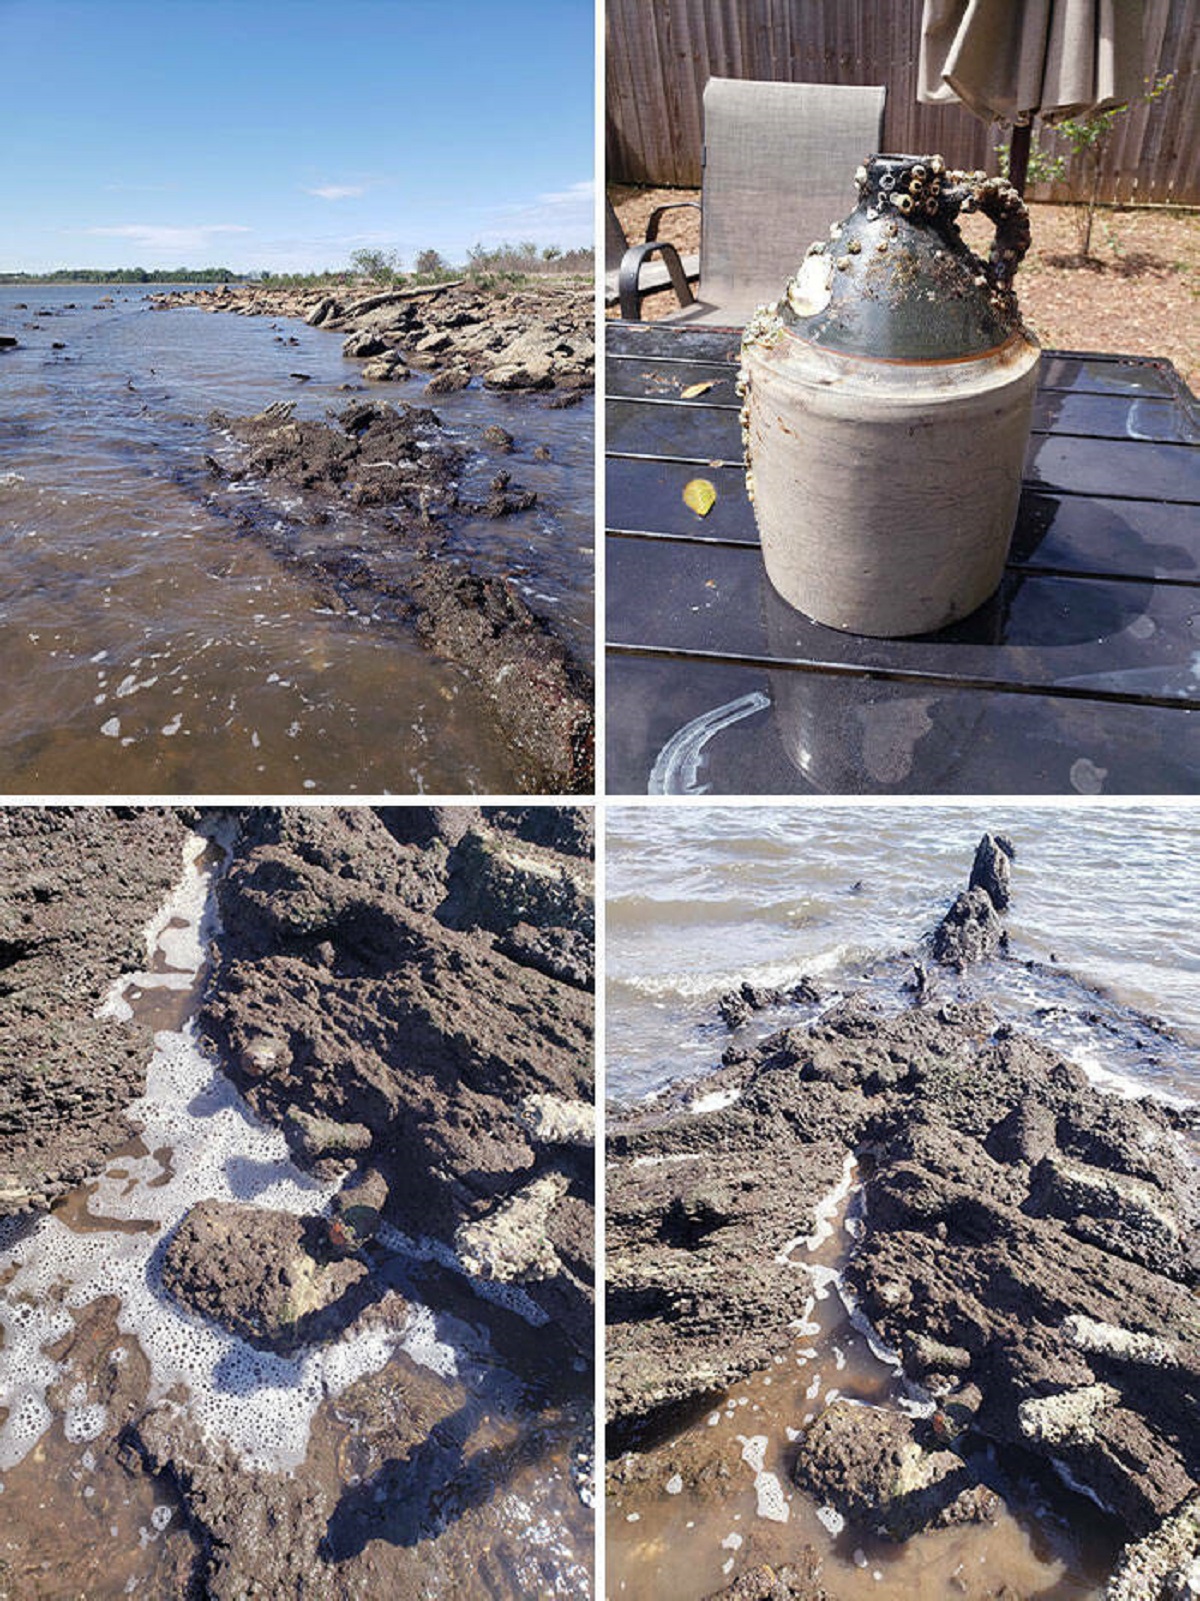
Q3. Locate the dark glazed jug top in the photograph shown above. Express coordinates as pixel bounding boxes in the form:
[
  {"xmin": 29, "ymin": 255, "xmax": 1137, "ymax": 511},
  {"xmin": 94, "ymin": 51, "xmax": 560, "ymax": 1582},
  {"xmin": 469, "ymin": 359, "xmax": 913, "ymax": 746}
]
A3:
[{"xmin": 782, "ymin": 152, "xmax": 1033, "ymax": 362}]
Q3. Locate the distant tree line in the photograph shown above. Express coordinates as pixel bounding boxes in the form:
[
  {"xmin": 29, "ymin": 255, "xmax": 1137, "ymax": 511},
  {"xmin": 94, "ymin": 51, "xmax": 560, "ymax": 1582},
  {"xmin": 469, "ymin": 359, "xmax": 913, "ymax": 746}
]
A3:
[
  {"xmin": 2, "ymin": 241, "xmax": 595, "ymax": 290},
  {"xmin": 346, "ymin": 241, "xmax": 594, "ymax": 287},
  {"xmin": 0, "ymin": 266, "xmax": 240, "ymax": 283}
]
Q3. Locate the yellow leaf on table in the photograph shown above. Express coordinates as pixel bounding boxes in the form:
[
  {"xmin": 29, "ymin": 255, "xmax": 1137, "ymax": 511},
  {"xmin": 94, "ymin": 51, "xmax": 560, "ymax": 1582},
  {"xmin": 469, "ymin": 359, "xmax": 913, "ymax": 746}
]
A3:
[
  {"xmin": 683, "ymin": 478, "xmax": 717, "ymax": 518},
  {"xmin": 681, "ymin": 381, "xmax": 715, "ymax": 399}
]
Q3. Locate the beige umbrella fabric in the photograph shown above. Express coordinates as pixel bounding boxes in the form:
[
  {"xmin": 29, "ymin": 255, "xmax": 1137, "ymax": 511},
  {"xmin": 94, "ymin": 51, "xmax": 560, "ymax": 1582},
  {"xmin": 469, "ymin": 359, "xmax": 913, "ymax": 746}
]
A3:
[{"xmin": 919, "ymin": 0, "xmax": 1144, "ymax": 124}]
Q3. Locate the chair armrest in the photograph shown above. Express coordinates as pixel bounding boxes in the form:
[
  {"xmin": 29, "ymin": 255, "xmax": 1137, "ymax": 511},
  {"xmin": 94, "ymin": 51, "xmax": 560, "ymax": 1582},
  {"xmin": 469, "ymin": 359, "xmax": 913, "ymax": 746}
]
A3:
[
  {"xmin": 618, "ymin": 240, "xmax": 697, "ymax": 321},
  {"xmin": 645, "ymin": 200, "xmax": 702, "ymax": 242}
]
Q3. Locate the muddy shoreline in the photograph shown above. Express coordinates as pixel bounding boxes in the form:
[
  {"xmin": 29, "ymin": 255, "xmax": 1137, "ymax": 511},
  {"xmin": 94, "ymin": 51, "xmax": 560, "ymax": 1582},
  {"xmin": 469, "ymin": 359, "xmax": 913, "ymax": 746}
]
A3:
[
  {"xmin": 0, "ymin": 807, "xmax": 595, "ymax": 1599},
  {"xmin": 157, "ymin": 279, "xmax": 595, "ymax": 793},
  {"xmin": 607, "ymin": 840, "xmax": 1199, "ymax": 1598},
  {"xmin": 150, "ymin": 278, "xmax": 594, "ymax": 395}
]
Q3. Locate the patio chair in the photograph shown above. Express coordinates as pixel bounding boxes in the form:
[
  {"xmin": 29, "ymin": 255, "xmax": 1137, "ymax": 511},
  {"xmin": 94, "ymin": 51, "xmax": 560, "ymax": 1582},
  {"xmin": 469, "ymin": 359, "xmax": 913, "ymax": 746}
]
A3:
[
  {"xmin": 606, "ymin": 196, "xmax": 700, "ymax": 320},
  {"xmin": 653, "ymin": 77, "xmax": 887, "ymax": 327}
]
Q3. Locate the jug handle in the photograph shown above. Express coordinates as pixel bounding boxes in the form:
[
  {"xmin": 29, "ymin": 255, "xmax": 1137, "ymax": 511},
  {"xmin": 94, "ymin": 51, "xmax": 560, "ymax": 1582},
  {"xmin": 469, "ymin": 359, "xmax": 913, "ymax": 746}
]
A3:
[{"xmin": 947, "ymin": 172, "xmax": 1031, "ymax": 288}]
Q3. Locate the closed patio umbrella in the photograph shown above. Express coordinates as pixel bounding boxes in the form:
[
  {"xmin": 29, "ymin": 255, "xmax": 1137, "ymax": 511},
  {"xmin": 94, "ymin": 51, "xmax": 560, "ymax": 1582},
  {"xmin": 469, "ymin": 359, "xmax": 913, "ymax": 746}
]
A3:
[{"xmin": 919, "ymin": 0, "xmax": 1145, "ymax": 191}]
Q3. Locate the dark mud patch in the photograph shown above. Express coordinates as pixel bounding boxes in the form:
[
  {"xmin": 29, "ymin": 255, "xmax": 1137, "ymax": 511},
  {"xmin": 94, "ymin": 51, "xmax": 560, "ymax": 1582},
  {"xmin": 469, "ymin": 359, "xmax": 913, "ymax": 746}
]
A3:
[
  {"xmin": 206, "ymin": 401, "xmax": 593, "ymax": 793},
  {"xmin": 0, "ymin": 810, "xmax": 194, "ymax": 1216},
  {"xmin": 199, "ymin": 806, "xmax": 595, "ymax": 1346}
]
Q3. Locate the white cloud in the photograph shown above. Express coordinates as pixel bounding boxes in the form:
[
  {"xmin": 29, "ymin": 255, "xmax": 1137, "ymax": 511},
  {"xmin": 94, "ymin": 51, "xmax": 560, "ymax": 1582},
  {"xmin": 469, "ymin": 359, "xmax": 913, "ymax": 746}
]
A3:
[
  {"xmin": 305, "ymin": 184, "xmax": 368, "ymax": 201},
  {"xmin": 538, "ymin": 180, "xmax": 595, "ymax": 207},
  {"xmin": 473, "ymin": 178, "xmax": 594, "ymax": 247},
  {"xmin": 82, "ymin": 223, "xmax": 252, "ymax": 254}
]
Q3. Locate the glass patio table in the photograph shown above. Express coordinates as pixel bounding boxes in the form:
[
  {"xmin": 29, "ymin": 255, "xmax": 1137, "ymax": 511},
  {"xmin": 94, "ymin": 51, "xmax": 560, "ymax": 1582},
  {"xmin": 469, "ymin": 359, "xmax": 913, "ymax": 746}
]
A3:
[{"xmin": 606, "ymin": 320, "xmax": 1200, "ymax": 795}]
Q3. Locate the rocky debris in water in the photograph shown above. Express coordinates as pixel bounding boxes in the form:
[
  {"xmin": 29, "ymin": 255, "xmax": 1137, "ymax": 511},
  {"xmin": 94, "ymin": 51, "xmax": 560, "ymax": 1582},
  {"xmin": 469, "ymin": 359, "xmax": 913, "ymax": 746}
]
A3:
[
  {"xmin": 328, "ymin": 1165, "xmax": 389, "ymax": 1252},
  {"xmin": 342, "ymin": 329, "xmax": 389, "ymax": 359},
  {"xmin": 482, "ymin": 423, "xmax": 515, "ymax": 452},
  {"xmin": 45, "ymin": 1294, "xmax": 155, "ymax": 1452},
  {"xmin": 160, "ymin": 1198, "xmax": 374, "ymax": 1352},
  {"xmin": 1103, "ymin": 1491, "xmax": 1200, "ymax": 1599},
  {"xmin": 469, "ymin": 468, "xmax": 538, "ymax": 519},
  {"xmin": 153, "ymin": 279, "xmax": 594, "ymax": 392},
  {"xmin": 717, "ymin": 977, "xmax": 825, "ymax": 1030},
  {"xmin": 931, "ymin": 886, "xmax": 1004, "ymax": 967},
  {"xmin": 425, "ymin": 366, "xmax": 471, "ymax": 395},
  {"xmin": 607, "ymin": 979, "xmax": 1200, "ymax": 1557},
  {"xmin": 199, "ymin": 807, "xmax": 594, "ymax": 1345},
  {"xmin": 0, "ymin": 809, "xmax": 194, "ymax": 1216},
  {"xmin": 209, "ymin": 398, "xmax": 458, "ymax": 511},
  {"xmin": 207, "ymin": 401, "xmax": 592, "ymax": 792},
  {"xmin": 791, "ymin": 1399, "xmax": 1001, "ymax": 1540},
  {"xmin": 702, "ymin": 1556, "xmax": 829, "ymax": 1600},
  {"xmin": 606, "ymin": 1074, "xmax": 852, "ymax": 1444},
  {"xmin": 360, "ymin": 350, "xmax": 409, "ymax": 382},
  {"xmin": 131, "ymin": 1406, "xmax": 335, "ymax": 1597}
]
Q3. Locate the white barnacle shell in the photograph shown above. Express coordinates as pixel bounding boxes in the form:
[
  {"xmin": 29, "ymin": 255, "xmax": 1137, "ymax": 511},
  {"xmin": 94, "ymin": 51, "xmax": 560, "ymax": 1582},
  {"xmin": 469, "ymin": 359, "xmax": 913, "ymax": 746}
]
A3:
[{"xmin": 786, "ymin": 252, "xmax": 834, "ymax": 317}]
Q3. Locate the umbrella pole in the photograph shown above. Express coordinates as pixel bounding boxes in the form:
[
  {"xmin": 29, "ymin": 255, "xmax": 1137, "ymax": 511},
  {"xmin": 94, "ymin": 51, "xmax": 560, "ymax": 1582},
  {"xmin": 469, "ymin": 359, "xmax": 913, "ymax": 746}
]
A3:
[{"xmin": 1009, "ymin": 122, "xmax": 1032, "ymax": 195}]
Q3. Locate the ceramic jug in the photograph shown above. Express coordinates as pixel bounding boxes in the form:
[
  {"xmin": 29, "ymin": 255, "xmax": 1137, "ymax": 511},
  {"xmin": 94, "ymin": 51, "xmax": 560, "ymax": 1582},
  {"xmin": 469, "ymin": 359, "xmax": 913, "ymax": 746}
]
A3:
[{"xmin": 739, "ymin": 154, "xmax": 1039, "ymax": 637}]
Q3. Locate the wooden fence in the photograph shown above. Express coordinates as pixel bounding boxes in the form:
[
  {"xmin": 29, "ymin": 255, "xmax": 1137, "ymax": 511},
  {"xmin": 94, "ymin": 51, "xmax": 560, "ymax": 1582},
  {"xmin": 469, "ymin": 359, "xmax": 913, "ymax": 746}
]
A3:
[{"xmin": 606, "ymin": 0, "xmax": 1200, "ymax": 205}]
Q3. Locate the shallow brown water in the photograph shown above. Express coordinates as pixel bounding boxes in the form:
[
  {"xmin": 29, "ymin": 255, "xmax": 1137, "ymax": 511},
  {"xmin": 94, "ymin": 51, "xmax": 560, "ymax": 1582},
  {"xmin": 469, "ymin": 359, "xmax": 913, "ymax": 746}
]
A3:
[
  {"xmin": 0, "ymin": 286, "xmax": 592, "ymax": 794},
  {"xmin": 607, "ymin": 1184, "xmax": 1123, "ymax": 1600}
]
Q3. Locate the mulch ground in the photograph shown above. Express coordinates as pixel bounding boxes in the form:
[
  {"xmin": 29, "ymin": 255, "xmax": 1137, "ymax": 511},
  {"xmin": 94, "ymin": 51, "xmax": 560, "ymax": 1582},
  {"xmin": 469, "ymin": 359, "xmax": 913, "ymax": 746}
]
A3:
[{"xmin": 609, "ymin": 185, "xmax": 1199, "ymax": 395}]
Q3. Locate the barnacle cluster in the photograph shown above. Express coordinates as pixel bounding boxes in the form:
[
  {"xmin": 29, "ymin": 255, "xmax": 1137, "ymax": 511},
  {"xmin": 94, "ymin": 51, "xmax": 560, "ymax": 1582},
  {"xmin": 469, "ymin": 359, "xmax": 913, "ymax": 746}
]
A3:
[
  {"xmin": 736, "ymin": 306, "xmax": 786, "ymax": 507},
  {"xmin": 857, "ymin": 154, "xmax": 948, "ymax": 221}
]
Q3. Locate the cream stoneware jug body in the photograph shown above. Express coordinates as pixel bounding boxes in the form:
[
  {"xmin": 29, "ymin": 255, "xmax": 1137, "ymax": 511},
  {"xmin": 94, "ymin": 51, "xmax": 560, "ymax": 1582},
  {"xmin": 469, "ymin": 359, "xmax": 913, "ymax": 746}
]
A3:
[{"xmin": 739, "ymin": 154, "xmax": 1039, "ymax": 638}]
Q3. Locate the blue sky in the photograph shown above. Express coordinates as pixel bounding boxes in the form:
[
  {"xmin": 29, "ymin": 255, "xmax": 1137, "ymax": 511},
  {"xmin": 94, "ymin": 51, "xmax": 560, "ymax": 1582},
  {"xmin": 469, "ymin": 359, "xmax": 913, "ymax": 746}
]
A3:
[{"xmin": 1, "ymin": 0, "xmax": 595, "ymax": 272}]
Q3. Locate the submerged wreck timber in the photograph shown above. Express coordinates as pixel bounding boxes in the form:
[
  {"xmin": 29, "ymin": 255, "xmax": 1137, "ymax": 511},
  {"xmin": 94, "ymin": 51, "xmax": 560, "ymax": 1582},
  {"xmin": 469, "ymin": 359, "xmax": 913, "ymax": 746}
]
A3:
[
  {"xmin": 607, "ymin": 837, "xmax": 1199, "ymax": 1599},
  {"xmin": 0, "ymin": 806, "xmax": 595, "ymax": 1599}
]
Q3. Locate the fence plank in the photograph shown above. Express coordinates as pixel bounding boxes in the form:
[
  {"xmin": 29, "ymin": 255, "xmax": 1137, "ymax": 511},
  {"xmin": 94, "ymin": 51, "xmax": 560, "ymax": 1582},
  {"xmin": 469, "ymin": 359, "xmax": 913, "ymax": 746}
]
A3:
[{"xmin": 607, "ymin": 0, "xmax": 1200, "ymax": 204}]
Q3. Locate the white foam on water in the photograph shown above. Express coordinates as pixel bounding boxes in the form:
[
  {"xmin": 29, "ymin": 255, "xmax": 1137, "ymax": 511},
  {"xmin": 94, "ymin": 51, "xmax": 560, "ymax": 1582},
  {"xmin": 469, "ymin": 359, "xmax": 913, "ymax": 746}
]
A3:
[
  {"xmin": 689, "ymin": 1087, "xmax": 741, "ymax": 1115},
  {"xmin": 756, "ymin": 1472, "xmax": 789, "ymax": 1522},
  {"xmin": 94, "ymin": 827, "xmax": 218, "ymax": 1022},
  {"xmin": 736, "ymin": 1433, "xmax": 790, "ymax": 1523},
  {"xmin": 620, "ymin": 949, "xmax": 854, "ymax": 1005},
  {"xmin": 0, "ymin": 823, "xmax": 464, "ymax": 1475},
  {"xmin": 774, "ymin": 1158, "xmax": 857, "ymax": 1265},
  {"xmin": 816, "ymin": 1504, "xmax": 845, "ymax": 1536},
  {"xmin": 1062, "ymin": 1042, "xmax": 1193, "ymax": 1109}
]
